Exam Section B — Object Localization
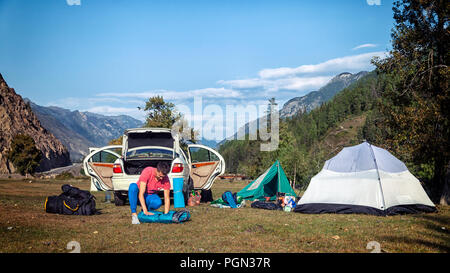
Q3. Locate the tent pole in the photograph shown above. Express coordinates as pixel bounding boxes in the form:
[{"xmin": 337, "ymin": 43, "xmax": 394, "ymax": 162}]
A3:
[
  {"xmin": 277, "ymin": 161, "xmax": 281, "ymax": 193},
  {"xmin": 368, "ymin": 142, "xmax": 386, "ymax": 211}
]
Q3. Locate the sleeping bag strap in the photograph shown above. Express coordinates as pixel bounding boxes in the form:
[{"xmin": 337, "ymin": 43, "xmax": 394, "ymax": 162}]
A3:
[{"xmin": 63, "ymin": 201, "xmax": 79, "ymax": 212}]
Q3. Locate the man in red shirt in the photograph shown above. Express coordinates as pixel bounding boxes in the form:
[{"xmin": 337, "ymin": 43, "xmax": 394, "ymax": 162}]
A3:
[{"xmin": 128, "ymin": 162, "xmax": 171, "ymax": 224}]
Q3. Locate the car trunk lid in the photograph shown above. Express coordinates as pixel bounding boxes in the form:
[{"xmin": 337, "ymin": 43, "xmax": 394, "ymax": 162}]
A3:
[{"xmin": 123, "ymin": 128, "xmax": 176, "ymax": 160}]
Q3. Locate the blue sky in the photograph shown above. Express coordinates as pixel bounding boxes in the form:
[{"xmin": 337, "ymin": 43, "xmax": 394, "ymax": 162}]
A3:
[{"xmin": 0, "ymin": 0, "xmax": 394, "ymax": 138}]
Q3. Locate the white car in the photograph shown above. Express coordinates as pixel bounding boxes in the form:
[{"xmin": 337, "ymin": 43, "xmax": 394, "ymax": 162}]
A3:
[{"xmin": 83, "ymin": 128, "xmax": 225, "ymax": 206}]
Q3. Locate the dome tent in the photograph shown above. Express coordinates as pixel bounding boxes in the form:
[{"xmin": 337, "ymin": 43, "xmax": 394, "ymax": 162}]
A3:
[{"xmin": 294, "ymin": 142, "xmax": 436, "ymax": 216}]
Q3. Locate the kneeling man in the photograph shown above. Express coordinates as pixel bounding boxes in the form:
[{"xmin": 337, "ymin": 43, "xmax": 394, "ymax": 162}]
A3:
[{"xmin": 128, "ymin": 162, "xmax": 171, "ymax": 224}]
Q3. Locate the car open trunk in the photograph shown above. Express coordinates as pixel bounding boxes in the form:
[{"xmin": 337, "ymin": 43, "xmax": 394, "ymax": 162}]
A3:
[
  {"xmin": 124, "ymin": 128, "xmax": 175, "ymax": 160},
  {"xmin": 123, "ymin": 159, "xmax": 174, "ymax": 175}
]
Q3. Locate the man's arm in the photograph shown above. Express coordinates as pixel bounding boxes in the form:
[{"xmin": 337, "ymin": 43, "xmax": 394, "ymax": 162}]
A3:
[{"xmin": 163, "ymin": 189, "xmax": 170, "ymax": 214}]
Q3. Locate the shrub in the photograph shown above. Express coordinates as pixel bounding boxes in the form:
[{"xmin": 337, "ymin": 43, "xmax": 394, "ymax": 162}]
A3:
[{"xmin": 7, "ymin": 134, "xmax": 42, "ymax": 176}]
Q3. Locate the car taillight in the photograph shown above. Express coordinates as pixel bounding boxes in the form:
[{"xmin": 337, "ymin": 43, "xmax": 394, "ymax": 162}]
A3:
[
  {"xmin": 172, "ymin": 163, "xmax": 183, "ymax": 173},
  {"xmin": 113, "ymin": 164, "xmax": 123, "ymax": 174}
]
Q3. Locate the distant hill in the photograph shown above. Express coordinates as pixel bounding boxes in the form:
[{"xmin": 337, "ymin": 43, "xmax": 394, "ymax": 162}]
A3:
[
  {"xmin": 218, "ymin": 71, "xmax": 369, "ymax": 146},
  {"xmin": 198, "ymin": 138, "xmax": 219, "ymax": 149},
  {"xmin": 0, "ymin": 74, "xmax": 71, "ymax": 174},
  {"xmin": 26, "ymin": 100, "xmax": 143, "ymax": 162}
]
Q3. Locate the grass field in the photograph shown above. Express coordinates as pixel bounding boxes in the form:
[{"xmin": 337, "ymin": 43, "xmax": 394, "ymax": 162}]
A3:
[{"xmin": 0, "ymin": 177, "xmax": 448, "ymax": 253}]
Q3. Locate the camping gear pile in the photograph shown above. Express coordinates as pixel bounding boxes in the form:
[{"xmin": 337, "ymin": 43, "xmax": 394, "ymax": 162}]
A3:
[
  {"xmin": 45, "ymin": 184, "xmax": 98, "ymax": 215},
  {"xmin": 249, "ymin": 193, "xmax": 297, "ymax": 211},
  {"xmin": 282, "ymin": 195, "xmax": 297, "ymax": 212},
  {"xmin": 211, "ymin": 191, "xmax": 246, "ymax": 208},
  {"xmin": 187, "ymin": 190, "xmax": 201, "ymax": 206}
]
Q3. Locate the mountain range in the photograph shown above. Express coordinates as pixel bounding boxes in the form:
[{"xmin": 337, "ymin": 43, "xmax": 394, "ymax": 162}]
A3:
[{"xmin": 26, "ymin": 100, "xmax": 143, "ymax": 162}]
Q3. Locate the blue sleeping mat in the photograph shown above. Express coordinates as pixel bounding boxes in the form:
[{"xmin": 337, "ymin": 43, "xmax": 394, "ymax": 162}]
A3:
[{"xmin": 137, "ymin": 210, "xmax": 190, "ymax": 224}]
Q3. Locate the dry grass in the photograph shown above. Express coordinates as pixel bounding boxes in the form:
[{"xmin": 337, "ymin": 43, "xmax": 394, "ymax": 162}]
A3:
[{"xmin": 0, "ymin": 178, "xmax": 448, "ymax": 253}]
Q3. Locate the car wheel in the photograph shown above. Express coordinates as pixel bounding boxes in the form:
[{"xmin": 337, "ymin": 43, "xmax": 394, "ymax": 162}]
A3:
[{"xmin": 114, "ymin": 191, "xmax": 127, "ymax": 206}]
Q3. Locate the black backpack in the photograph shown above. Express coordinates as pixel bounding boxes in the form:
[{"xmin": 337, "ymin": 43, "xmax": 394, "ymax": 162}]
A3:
[{"xmin": 45, "ymin": 184, "xmax": 98, "ymax": 215}]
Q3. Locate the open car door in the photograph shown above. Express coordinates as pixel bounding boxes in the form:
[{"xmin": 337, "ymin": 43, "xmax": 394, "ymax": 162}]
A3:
[
  {"xmin": 83, "ymin": 145, "xmax": 121, "ymax": 191},
  {"xmin": 187, "ymin": 144, "xmax": 225, "ymax": 190}
]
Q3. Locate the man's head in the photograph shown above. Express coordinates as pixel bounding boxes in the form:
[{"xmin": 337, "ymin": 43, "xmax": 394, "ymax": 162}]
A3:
[{"xmin": 155, "ymin": 161, "xmax": 170, "ymax": 181}]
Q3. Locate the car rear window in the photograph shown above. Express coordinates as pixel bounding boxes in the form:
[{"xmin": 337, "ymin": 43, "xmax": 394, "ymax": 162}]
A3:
[{"xmin": 126, "ymin": 148, "xmax": 175, "ymax": 159}]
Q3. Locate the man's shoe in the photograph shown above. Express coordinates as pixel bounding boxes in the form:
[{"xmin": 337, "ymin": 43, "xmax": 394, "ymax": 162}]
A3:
[{"xmin": 131, "ymin": 214, "xmax": 140, "ymax": 225}]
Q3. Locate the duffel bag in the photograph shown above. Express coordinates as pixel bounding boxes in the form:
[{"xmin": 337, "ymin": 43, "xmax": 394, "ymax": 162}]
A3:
[{"xmin": 44, "ymin": 184, "xmax": 98, "ymax": 215}]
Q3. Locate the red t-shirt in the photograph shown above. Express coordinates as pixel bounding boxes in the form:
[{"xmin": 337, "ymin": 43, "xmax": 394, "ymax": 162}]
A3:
[{"xmin": 136, "ymin": 167, "xmax": 171, "ymax": 194}]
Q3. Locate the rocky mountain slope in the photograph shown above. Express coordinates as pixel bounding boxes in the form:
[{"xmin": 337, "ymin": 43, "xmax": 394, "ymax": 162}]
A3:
[
  {"xmin": 0, "ymin": 74, "xmax": 71, "ymax": 173},
  {"xmin": 26, "ymin": 101, "xmax": 143, "ymax": 162},
  {"xmin": 280, "ymin": 71, "xmax": 368, "ymax": 118}
]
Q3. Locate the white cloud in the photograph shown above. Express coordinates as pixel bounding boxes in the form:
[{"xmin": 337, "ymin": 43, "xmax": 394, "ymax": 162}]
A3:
[
  {"xmin": 97, "ymin": 87, "xmax": 242, "ymax": 100},
  {"xmin": 219, "ymin": 76, "xmax": 332, "ymax": 93},
  {"xmin": 217, "ymin": 78, "xmax": 264, "ymax": 89},
  {"xmin": 270, "ymin": 76, "xmax": 333, "ymax": 91},
  {"xmin": 352, "ymin": 43, "xmax": 378, "ymax": 50},
  {"xmin": 258, "ymin": 51, "xmax": 386, "ymax": 79},
  {"xmin": 366, "ymin": 0, "xmax": 381, "ymax": 6}
]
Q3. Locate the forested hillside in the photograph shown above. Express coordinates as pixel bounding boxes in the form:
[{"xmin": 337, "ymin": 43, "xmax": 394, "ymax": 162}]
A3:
[{"xmin": 219, "ymin": 0, "xmax": 449, "ymax": 204}]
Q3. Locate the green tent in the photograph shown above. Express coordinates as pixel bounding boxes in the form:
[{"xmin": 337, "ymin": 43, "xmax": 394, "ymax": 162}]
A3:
[{"xmin": 237, "ymin": 160, "xmax": 297, "ymax": 201}]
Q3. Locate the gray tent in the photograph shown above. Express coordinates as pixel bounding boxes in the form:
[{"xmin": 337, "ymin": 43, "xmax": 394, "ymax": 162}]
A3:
[{"xmin": 295, "ymin": 142, "xmax": 436, "ymax": 215}]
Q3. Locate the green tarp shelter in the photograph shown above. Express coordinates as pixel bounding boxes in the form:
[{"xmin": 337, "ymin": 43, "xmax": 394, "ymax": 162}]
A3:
[{"xmin": 237, "ymin": 160, "xmax": 297, "ymax": 201}]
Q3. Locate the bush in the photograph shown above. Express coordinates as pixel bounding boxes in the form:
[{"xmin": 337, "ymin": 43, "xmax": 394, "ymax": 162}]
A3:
[{"xmin": 7, "ymin": 134, "xmax": 42, "ymax": 176}]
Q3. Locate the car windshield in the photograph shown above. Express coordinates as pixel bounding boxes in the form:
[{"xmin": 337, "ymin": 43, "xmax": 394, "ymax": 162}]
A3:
[{"xmin": 126, "ymin": 148, "xmax": 173, "ymax": 159}]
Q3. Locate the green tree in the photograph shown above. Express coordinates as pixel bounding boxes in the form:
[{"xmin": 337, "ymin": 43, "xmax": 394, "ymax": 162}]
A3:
[
  {"xmin": 7, "ymin": 134, "xmax": 42, "ymax": 176},
  {"xmin": 108, "ymin": 135, "xmax": 123, "ymax": 145},
  {"xmin": 368, "ymin": 0, "xmax": 449, "ymax": 203},
  {"xmin": 143, "ymin": 95, "xmax": 180, "ymax": 128}
]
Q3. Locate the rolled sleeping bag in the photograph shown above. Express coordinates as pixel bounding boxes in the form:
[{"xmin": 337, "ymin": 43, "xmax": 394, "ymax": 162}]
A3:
[
  {"xmin": 138, "ymin": 210, "xmax": 190, "ymax": 224},
  {"xmin": 172, "ymin": 177, "xmax": 185, "ymax": 208}
]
